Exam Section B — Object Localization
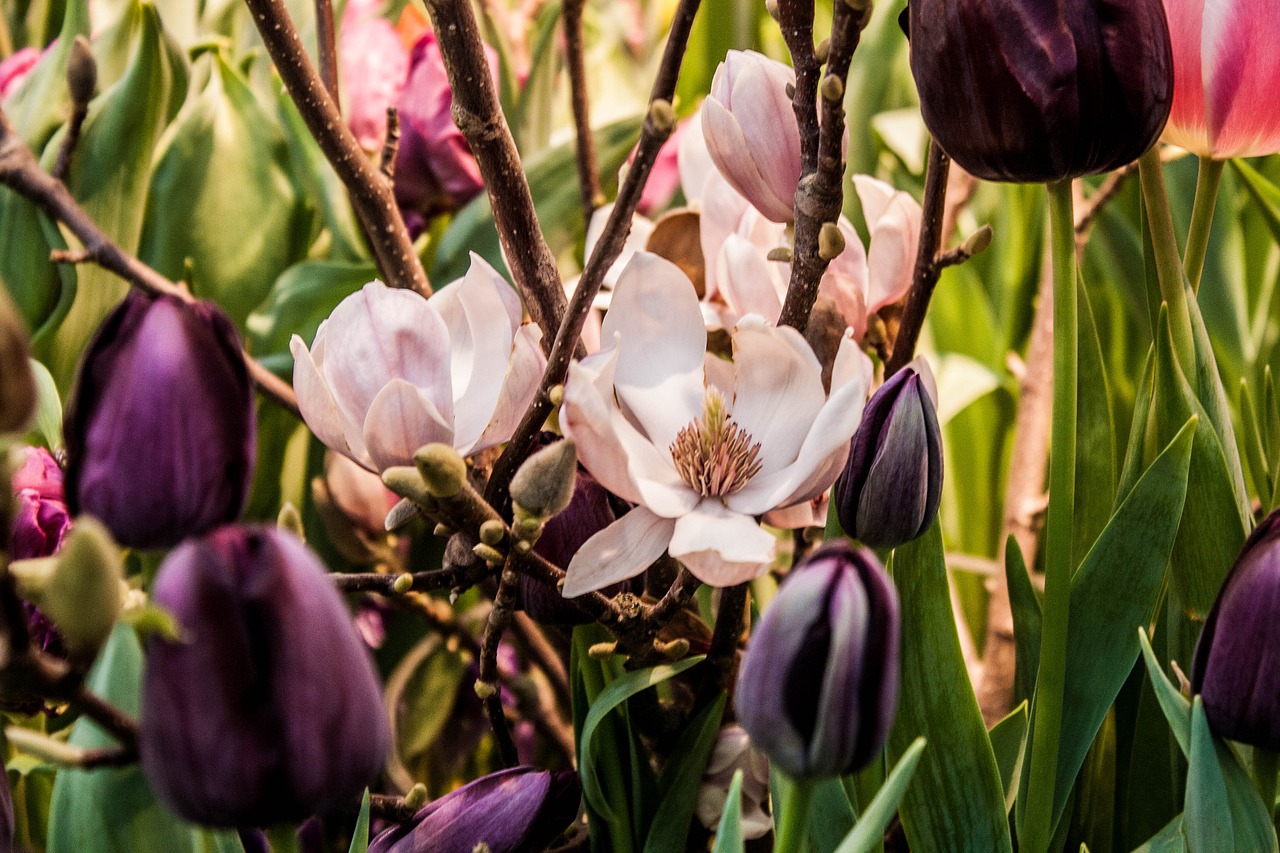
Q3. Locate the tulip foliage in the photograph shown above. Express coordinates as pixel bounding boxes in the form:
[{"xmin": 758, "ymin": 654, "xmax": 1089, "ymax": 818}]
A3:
[{"xmin": 3, "ymin": 0, "xmax": 1280, "ymax": 851}]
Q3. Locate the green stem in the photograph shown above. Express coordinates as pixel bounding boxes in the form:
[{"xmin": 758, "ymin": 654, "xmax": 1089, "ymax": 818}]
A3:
[
  {"xmin": 1020, "ymin": 178, "xmax": 1078, "ymax": 853},
  {"xmin": 1255, "ymin": 748, "xmax": 1278, "ymax": 823},
  {"xmin": 1137, "ymin": 148, "xmax": 1197, "ymax": 373},
  {"xmin": 774, "ymin": 777, "xmax": 816, "ymax": 853},
  {"xmin": 265, "ymin": 825, "xmax": 301, "ymax": 853},
  {"xmin": 1184, "ymin": 156, "xmax": 1225, "ymax": 294}
]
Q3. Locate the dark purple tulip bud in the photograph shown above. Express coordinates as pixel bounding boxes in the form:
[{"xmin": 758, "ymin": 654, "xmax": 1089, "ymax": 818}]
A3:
[
  {"xmin": 1191, "ymin": 508, "xmax": 1280, "ymax": 749},
  {"xmin": 834, "ymin": 357, "xmax": 942, "ymax": 549},
  {"xmin": 368, "ymin": 766, "xmax": 581, "ymax": 853},
  {"xmin": 907, "ymin": 0, "xmax": 1174, "ymax": 182},
  {"xmin": 140, "ymin": 524, "xmax": 389, "ymax": 827},
  {"xmin": 735, "ymin": 541, "xmax": 900, "ymax": 780},
  {"xmin": 64, "ymin": 291, "xmax": 255, "ymax": 550},
  {"xmin": 9, "ymin": 448, "xmax": 71, "ymax": 561}
]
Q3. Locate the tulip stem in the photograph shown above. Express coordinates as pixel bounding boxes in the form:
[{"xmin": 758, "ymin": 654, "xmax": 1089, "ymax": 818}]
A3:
[
  {"xmin": 1137, "ymin": 148, "xmax": 1197, "ymax": 374},
  {"xmin": 1254, "ymin": 747, "xmax": 1278, "ymax": 822},
  {"xmin": 774, "ymin": 776, "xmax": 816, "ymax": 853},
  {"xmin": 1020, "ymin": 178, "xmax": 1078, "ymax": 853},
  {"xmin": 1184, "ymin": 156, "xmax": 1225, "ymax": 294},
  {"xmin": 265, "ymin": 824, "xmax": 301, "ymax": 853}
]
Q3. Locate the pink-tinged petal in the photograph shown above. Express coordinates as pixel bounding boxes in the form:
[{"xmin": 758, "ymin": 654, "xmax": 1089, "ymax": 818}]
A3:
[
  {"xmin": 668, "ymin": 502, "xmax": 776, "ymax": 587},
  {"xmin": 702, "ymin": 98, "xmax": 795, "ymax": 224},
  {"xmin": 853, "ymin": 175, "xmax": 896, "ymax": 231},
  {"xmin": 699, "ymin": 172, "xmax": 752, "ymax": 298},
  {"xmin": 637, "ymin": 120, "xmax": 686, "ymax": 215},
  {"xmin": 319, "ymin": 282, "xmax": 454, "ymax": 432},
  {"xmin": 725, "ymin": 58, "xmax": 802, "ymax": 206},
  {"xmin": 818, "ymin": 218, "xmax": 870, "ymax": 337},
  {"xmin": 1202, "ymin": 0, "xmax": 1280, "ymax": 157},
  {"xmin": 466, "ymin": 323, "xmax": 547, "ymax": 456},
  {"xmin": 1161, "ymin": 0, "xmax": 1210, "ymax": 153},
  {"xmin": 678, "ymin": 108, "xmax": 717, "ymax": 205},
  {"xmin": 585, "ymin": 204, "xmax": 654, "ymax": 291},
  {"xmin": 603, "ymin": 254, "xmax": 708, "ymax": 449},
  {"xmin": 727, "ymin": 319, "xmax": 826, "ymax": 478},
  {"xmin": 763, "ymin": 493, "xmax": 828, "ymax": 530},
  {"xmin": 362, "ymin": 379, "xmax": 454, "ymax": 471},
  {"xmin": 340, "ymin": 16, "xmax": 410, "ymax": 151},
  {"xmin": 432, "ymin": 255, "xmax": 520, "ymax": 451},
  {"xmin": 717, "ymin": 234, "xmax": 784, "ymax": 322},
  {"xmin": 729, "ymin": 334, "xmax": 871, "ymax": 514},
  {"xmin": 292, "ymin": 335, "xmax": 374, "ymax": 470},
  {"xmin": 865, "ymin": 196, "xmax": 920, "ymax": 313},
  {"xmin": 563, "ymin": 508, "xmax": 676, "ymax": 597},
  {"xmin": 0, "ymin": 47, "xmax": 39, "ymax": 101}
]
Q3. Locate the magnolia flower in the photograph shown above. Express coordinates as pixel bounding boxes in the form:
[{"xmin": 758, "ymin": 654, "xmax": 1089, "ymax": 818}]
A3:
[
  {"xmin": 853, "ymin": 175, "xmax": 921, "ymax": 316},
  {"xmin": 1162, "ymin": 0, "xmax": 1280, "ymax": 158},
  {"xmin": 696, "ymin": 726, "xmax": 772, "ymax": 840},
  {"xmin": 292, "ymin": 255, "xmax": 545, "ymax": 472},
  {"xmin": 559, "ymin": 253, "xmax": 871, "ymax": 595}
]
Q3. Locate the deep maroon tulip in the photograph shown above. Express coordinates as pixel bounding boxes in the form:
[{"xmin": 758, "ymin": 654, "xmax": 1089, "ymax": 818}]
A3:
[
  {"xmin": 368, "ymin": 766, "xmax": 581, "ymax": 853},
  {"xmin": 1191, "ymin": 508, "xmax": 1280, "ymax": 749},
  {"xmin": 834, "ymin": 357, "xmax": 942, "ymax": 549},
  {"xmin": 140, "ymin": 525, "xmax": 389, "ymax": 827},
  {"xmin": 9, "ymin": 448, "xmax": 71, "ymax": 561},
  {"xmin": 908, "ymin": 0, "xmax": 1174, "ymax": 182},
  {"xmin": 735, "ymin": 542, "xmax": 900, "ymax": 779},
  {"xmin": 65, "ymin": 291, "xmax": 255, "ymax": 550}
]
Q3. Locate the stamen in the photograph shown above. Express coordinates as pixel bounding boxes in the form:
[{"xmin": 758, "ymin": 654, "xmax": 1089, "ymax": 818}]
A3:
[{"xmin": 669, "ymin": 390, "xmax": 763, "ymax": 497}]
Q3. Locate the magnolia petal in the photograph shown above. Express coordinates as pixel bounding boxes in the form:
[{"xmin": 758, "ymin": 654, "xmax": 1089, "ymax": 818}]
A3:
[
  {"xmin": 1202, "ymin": 0, "xmax": 1280, "ymax": 157},
  {"xmin": 717, "ymin": 234, "xmax": 784, "ymax": 321},
  {"xmin": 865, "ymin": 196, "xmax": 919, "ymax": 313},
  {"xmin": 362, "ymin": 379, "xmax": 455, "ymax": 472},
  {"xmin": 668, "ymin": 502, "xmax": 776, "ymax": 587},
  {"xmin": 465, "ymin": 323, "xmax": 547, "ymax": 456},
  {"xmin": 291, "ymin": 336, "xmax": 373, "ymax": 470},
  {"xmin": 702, "ymin": 98, "xmax": 794, "ymax": 224},
  {"xmin": 763, "ymin": 493, "xmax": 828, "ymax": 529},
  {"xmin": 677, "ymin": 108, "xmax": 717, "ymax": 205},
  {"xmin": 563, "ymin": 508, "xmax": 676, "ymax": 597},
  {"xmin": 853, "ymin": 175, "xmax": 896, "ymax": 232},
  {"xmin": 699, "ymin": 171, "xmax": 752, "ymax": 298},
  {"xmin": 586, "ymin": 204, "xmax": 655, "ymax": 290}
]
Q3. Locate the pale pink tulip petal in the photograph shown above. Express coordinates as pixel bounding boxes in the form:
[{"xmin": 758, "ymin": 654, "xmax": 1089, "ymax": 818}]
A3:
[
  {"xmin": 292, "ymin": 335, "xmax": 373, "ymax": 470},
  {"xmin": 362, "ymin": 379, "xmax": 455, "ymax": 471},
  {"xmin": 717, "ymin": 234, "xmax": 784, "ymax": 320},
  {"xmin": 1162, "ymin": 0, "xmax": 1210, "ymax": 153},
  {"xmin": 467, "ymin": 323, "xmax": 547, "ymax": 456},
  {"xmin": 563, "ymin": 508, "xmax": 676, "ymax": 597},
  {"xmin": 1202, "ymin": 0, "xmax": 1280, "ymax": 157},
  {"xmin": 668, "ymin": 502, "xmax": 776, "ymax": 586}
]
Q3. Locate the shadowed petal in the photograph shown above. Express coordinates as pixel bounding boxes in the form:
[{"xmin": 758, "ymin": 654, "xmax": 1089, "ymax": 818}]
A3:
[
  {"xmin": 362, "ymin": 379, "xmax": 455, "ymax": 471},
  {"xmin": 668, "ymin": 502, "xmax": 776, "ymax": 586},
  {"xmin": 564, "ymin": 508, "xmax": 676, "ymax": 597}
]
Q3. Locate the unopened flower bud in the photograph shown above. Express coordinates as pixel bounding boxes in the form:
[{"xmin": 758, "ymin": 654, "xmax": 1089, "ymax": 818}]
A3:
[
  {"xmin": 382, "ymin": 467, "xmax": 435, "ymax": 506},
  {"xmin": 511, "ymin": 439, "xmax": 577, "ymax": 521},
  {"xmin": 414, "ymin": 443, "xmax": 467, "ymax": 498},
  {"xmin": 65, "ymin": 292, "xmax": 255, "ymax": 550},
  {"xmin": 735, "ymin": 542, "xmax": 900, "ymax": 779},
  {"xmin": 140, "ymin": 525, "xmax": 389, "ymax": 826},
  {"xmin": 0, "ymin": 289, "xmax": 37, "ymax": 435},
  {"xmin": 834, "ymin": 357, "xmax": 942, "ymax": 548},
  {"xmin": 962, "ymin": 224, "xmax": 993, "ymax": 257},
  {"xmin": 369, "ymin": 766, "xmax": 581, "ymax": 853},
  {"xmin": 819, "ymin": 74, "xmax": 844, "ymax": 103},
  {"xmin": 393, "ymin": 572, "xmax": 414, "ymax": 594},
  {"xmin": 818, "ymin": 221, "xmax": 846, "ymax": 260},
  {"xmin": 648, "ymin": 99, "xmax": 677, "ymax": 134},
  {"xmin": 67, "ymin": 35, "xmax": 97, "ymax": 104},
  {"xmin": 479, "ymin": 519, "xmax": 506, "ymax": 546}
]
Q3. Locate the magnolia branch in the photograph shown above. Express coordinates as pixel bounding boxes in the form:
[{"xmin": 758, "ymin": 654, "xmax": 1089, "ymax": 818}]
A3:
[
  {"xmin": 563, "ymin": 0, "xmax": 602, "ymax": 224},
  {"xmin": 0, "ymin": 107, "xmax": 300, "ymax": 416},
  {"xmin": 314, "ymin": 0, "xmax": 340, "ymax": 105},
  {"xmin": 477, "ymin": 564, "xmax": 522, "ymax": 767},
  {"xmin": 242, "ymin": 0, "xmax": 429, "ymax": 297}
]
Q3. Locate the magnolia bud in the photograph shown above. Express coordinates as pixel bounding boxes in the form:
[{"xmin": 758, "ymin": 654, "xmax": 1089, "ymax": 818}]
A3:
[
  {"xmin": 414, "ymin": 443, "xmax": 468, "ymax": 498},
  {"xmin": 0, "ymin": 289, "xmax": 37, "ymax": 435},
  {"xmin": 67, "ymin": 35, "xmax": 97, "ymax": 104},
  {"xmin": 510, "ymin": 439, "xmax": 577, "ymax": 522},
  {"xmin": 735, "ymin": 541, "xmax": 900, "ymax": 779}
]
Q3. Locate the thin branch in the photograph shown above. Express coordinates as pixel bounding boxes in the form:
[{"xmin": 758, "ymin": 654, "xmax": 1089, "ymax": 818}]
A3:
[
  {"xmin": 696, "ymin": 583, "xmax": 748, "ymax": 707},
  {"xmin": 50, "ymin": 95, "xmax": 89, "ymax": 184},
  {"xmin": 380, "ymin": 107, "xmax": 400, "ymax": 179},
  {"xmin": 370, "ymin": 793, "xmax": 421, "ymax": 823},
  {"xmin": 478, "ymin": 565, "xmax": 521, "ymax": 767},
  {"xmin": 777, "ymin": 0, "xmax": 866, "ymax": 332},
  {"xmin": 510, "ymin": 612, "xmax": 570, "ymax": 709},
  {"xmin": 419, "ymin": 0, "xmax": 567, "ymax": 346},
  {"xmin": 78, "ymin": 745, "xmax": 136, "ymax": 769},
  {"xmin": 563, "ymin": 0, "xmax": 602, "ymax": 224},
  {"xmin": 315, "ymin": 0, "xmax": 339, "ymax": 107},
  {"xmin": 1074, "ymin": 161, "xmax": 1137, "ymax": 249},
  {"xmin": 483, "ymin": 0, "xmax": 703, "ymax": 512},
  {"xmin": 0, "ymin": 107, "xmax": 300, "ymax": 416},
  {"xmin": 243, "ymin": 0, "xmax": 429, "ymax": 296},
  {"xmin": 777, "ymin": 0, "xmax": 820, "ymax": 175},
  {"xmin": 885, "ymin": 140, "xmax": 951, "ymax": 374}
]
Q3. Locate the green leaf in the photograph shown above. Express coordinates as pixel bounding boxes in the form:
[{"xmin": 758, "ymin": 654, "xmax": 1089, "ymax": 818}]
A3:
[
  {"xmin": 1006, "ymin": 537, "xmax": 1042, "ymax": 706},
  {"xmin": 579, "ymin": 655, "xmax": 705, "ymax": 823},
  {"xmin": 32, "ymin": 3, "xmax": 188, "ymax": 392},
  {"xmin": 1232, "ymin": 159, "xmax": 1280, "ymax": 250},
  {"xmin": 1020, "ymin": 418, "xmax": 1194, "ymax": 839},
  {"xmin": 1074, "ymin": 278, "xmax": 1117, "ymax": 570},
  {"xmin": 347, "ymin": 790, "xmax": 371, "ymax": 853},
  {"xmin": 25, "ymin": 359, "xmax": 62, "ymax": 451},
  {"xmin": 3, "ymin": 0, "xmax": 89, "ymax": 145},
  {"xmin": 509, "ymin": 1, "xmax": 561, "ymax": 154},
  {"xmin": 990, "ymin": 701, "xmax": 1029, "ymax": 813},
  {"xmin": 888, "ymin": 521, "xmax": 1012, "ymax": 853},
  {"xmin": 835, "ymin": 738, "xmax": 927, "ymax": 853},
  {"xmin": 47, "ymin": 625, "xmax": 244, "ymax": 853},
  {"xmin": 570, "ymin": 625, "xmax": 630, "ymax": 853},
  {"xmin": 1185, "ymin": 698, "xmax": 1234, "ymax": 851},
  {"xmin": 1137, "ymin": 627, "xmax": 1191, "ymax": 757},
  {"xmin": 139, "ymin": 53, "xmax": 309, "ymax": 326},
  {"xmin": 641, "ymin": 693, "xmax": 726, "ymax": 853},
  {"xmin": 674, "ymin": 0, "xmax": 762, "ymax": 107},
  {"xmin": 807, "ymin": 777, "xmax": 857, "ymax": 853},
  {"xmin": 1239, "ymin": 379, "xmax": 1274, "ymax": 506},
  {"xmin": 1133, "ymin": 815, "xmax": 1188, "ymax": 853},
  {"xmin": 710, "ymin": 770, "xmax": 745, "ymax": 853}
]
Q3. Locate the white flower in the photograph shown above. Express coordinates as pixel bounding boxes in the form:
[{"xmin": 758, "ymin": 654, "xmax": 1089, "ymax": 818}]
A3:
[
  {"xmin": 853, "ymin": 175, "xmax": 921, "ymax": 314},
  {"xmin": 291, "ymin": 254, "xmax": 546, "ymax": 472},
  {"xmin": 560, "ymin": 252, "xmax": 872, "ymax": 595},
  {"xmin": 696, "ymin": 726, "xmax": 772, "ymax": 840}
]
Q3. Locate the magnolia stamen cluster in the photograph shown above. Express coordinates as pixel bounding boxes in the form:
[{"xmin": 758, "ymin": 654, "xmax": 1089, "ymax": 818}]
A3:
[{"xmin": 669, "ymin": 390, "xmax": 763, "ymax": 498}]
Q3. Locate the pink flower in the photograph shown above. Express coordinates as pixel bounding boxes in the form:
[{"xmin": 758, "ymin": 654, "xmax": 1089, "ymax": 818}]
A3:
[
  {"xmin": 9, "ymin": 448, "xmax": 71, "ymax": 561},
  {"xmin": 1162, "ymin": 0, "xmax": 1280, "ymax": 158},
  {"xmin": 0, "ymin": 47, "xmax": 39, "ymax": 101},
  {"xmin": 339, "ymin": 0, "xmax": 410, "ymax": 152},
  {"xmin": 852, "ymin": 176, "xmax": 920, "ymax": 315}
]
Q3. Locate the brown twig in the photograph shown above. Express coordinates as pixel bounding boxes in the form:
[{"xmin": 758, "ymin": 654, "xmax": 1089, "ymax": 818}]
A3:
[
  {"xmin": 419, "ymin": 0, "xmax": 566, "ymax": 347},
  {"xmin": 52, "ymin": 35, "xmax": 95, "ymax": 183},
  {"xmin": 511, "ymin": 612, "xmax": 571, "ymax": 708},
  {"xmin": 243, "ymin": 0, "xmax": 429, "ymax": 296},
  {"xmin": 778, "ymin": 0, "xmax": 820, "ymax": 173},
  {"xmin": 1074, "ymin": 161, "xmax": 1138, "ymax": 249},
  {"xmin": 885, "ymin": 140, "xmax": 951, "ymax": 375},
  {"xmin": 370, "ymin": 793, "xmax": 421, "ymax": 822},
  {"xmin": 78, "ymin": 745, "xmax": 136, "ymax": 769},
  {"xmin": 381, "ymin": 107, "xmax": 400, "ymax": 179},
  {"xmin": 50, "ymin": 100, "xmax": 88, "ymax": 184},
  {"xmin": 483, "ymin": 0, "xmax": 703, "ymax": 512},
  {"xmin": 563, "ymin": 0, "xmax": 602, "ymax": 224},
  {"xmin": 696, "ymin": 582, "xmax": 748, "ymax": 707},
  {"xmin": 315, "ymin": 0, "xmax": 339, "ymax": 106},
  {"xmin": 777, "ymin": 0, "xmax": 866, "ymax": 332},
  {"xmin": 478, "ymin": 565, "xmax": 522, "ymax": 767},
  {"xmin": 0, "ymin": 107, "xmax": 300, "ymax": 416}
]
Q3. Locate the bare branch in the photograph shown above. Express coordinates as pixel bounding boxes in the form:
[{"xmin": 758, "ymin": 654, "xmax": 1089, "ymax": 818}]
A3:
[{"xmin": 563, "ymin": 0, "xmax": 602, "ymax": 224}]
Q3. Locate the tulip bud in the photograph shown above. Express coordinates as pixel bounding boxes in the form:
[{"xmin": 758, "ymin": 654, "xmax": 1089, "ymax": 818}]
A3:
[
  {"xmin": 702, "ymin": 51, "xmax": 802, "ymax": 224},
  {"xmin": 1191, "ymin": 508, "xmax": 1280, "ymax": 749},
  {"xmin": 139, "ymin": 525, "xmax": 389, "ymax": 826},
  {"xmin": 64, "ymin": 292, "xmax": 255, "ymax": 550},
  {"xmin": 368, "ymin": 766, "xmax": 581, "ymax": 853},
  {"xmin": 907, "ymin": 0, "xmax": 1174, "ymax": 182},
  {"xmin": 834, "ymin": 357, "xmax": 942, "ymax": 549},
  {"xmin": 0, "ymin": 288, "xmax": 37, "ymax": 435},
  {"xmin": 735, "ymin": 541, "xmax": 900, "ymax": 779}
]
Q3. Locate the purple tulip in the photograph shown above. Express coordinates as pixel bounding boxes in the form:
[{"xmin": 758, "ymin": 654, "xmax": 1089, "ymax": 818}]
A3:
[
  {"xmin": 368, "ymin": 766, "xmax": 580, "ymax": 853},
  {"xmin": 834, "ymin": 357, "xmax": 942, "ymax": 549},
  {"xmin": 139, "ymin": 525, "xmax": 389, "ymax": 827},
  {"xmin": 735, "ymin": 541, "xmax": 900, "ymax": 779},
  {"xmin": 1191, "ymin": 508, "xmax": 1280, "ymax": 749},
  {"xmin": 64, "ymin": 292, "xmax": 255, "ymax": 550},
  {"xmin": 907, "ymin": 0, "xmax": 1174, "ymax": 182}
]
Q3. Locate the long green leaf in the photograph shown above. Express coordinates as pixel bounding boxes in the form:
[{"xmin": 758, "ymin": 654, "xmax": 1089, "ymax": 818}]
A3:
[
  {"xmin": 1185, "ymin": 699, "xmax": 1233, "ymax": 851},
  {"xmin": 990, "ymin": 701, "xmax": 1029, "ymax": 813},
  {"xmin": 641, "ymin": 693, "xmax": 726, "ymax": 853},
  {"xmin": 835, "ymin": 738, "xmax": 927, "ymax": 853},
  {"xmin": 1006, "ymin": 537, "xmax": 1042, "ymax": 706},
  {"xmin": 347, "ymin": 790, "xmax": 371, "ymax": 853},
  {"xmin": 710, "ymin": 770, "xmax": 745, "ymax": 853}
]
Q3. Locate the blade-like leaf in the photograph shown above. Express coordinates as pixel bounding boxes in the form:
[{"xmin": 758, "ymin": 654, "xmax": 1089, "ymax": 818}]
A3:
[
  {"xmin": 835, "ymin": 738, "xmax": 927, "ymax": 853},
  {"xmin": 710, "ymin": 770, "xmax": 745, "ymax": 853}
]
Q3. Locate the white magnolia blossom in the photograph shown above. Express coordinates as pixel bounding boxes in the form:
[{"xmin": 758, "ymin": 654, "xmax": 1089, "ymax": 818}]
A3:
[
  {"xmin": 696, "ymin": 726, "xmax": 772, "ymax": 840},
  {"xmin": 560, "ymin": 252, "xmax": 872, "ymax": 595},
  {"xmin": 291, "ymin": 254, "xmax": 546, "ymax": 472}
]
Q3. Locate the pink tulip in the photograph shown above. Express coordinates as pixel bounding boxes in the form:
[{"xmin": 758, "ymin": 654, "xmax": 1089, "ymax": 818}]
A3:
[
  {"xmin": 339, "ymin": 0, "xmax": 410, "ymax": 152},
  {"xmin": 0, "ymin": 47, "xmax": 39, "ymax": 101},
  {"xmin": 1162, "ymin": 0, "xmax": 1280, "ymax": 158}
]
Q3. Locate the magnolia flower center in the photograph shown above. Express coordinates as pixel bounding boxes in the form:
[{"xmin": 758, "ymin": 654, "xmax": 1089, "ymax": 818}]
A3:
[{"xmin": 669, "ymin": 390, "xmax": 763, "ymax": 497}]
